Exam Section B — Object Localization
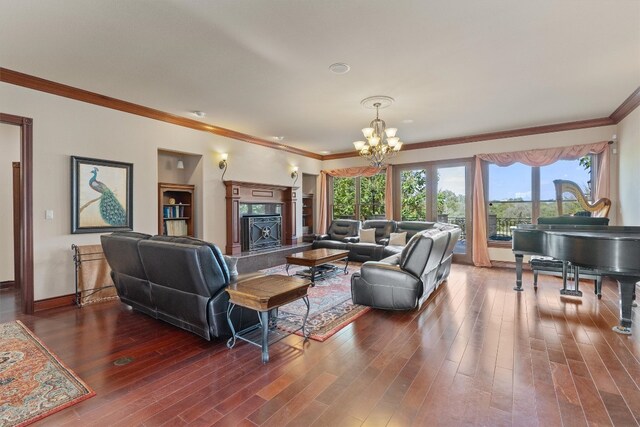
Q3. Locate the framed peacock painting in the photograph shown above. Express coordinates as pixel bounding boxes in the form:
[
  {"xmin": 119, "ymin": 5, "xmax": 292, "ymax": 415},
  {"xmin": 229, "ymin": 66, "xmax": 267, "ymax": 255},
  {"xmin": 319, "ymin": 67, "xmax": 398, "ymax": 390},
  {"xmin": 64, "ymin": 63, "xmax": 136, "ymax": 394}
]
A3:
[{"xmin": 71, "ymin": 156, "xmax": 133, "ymax": 234}]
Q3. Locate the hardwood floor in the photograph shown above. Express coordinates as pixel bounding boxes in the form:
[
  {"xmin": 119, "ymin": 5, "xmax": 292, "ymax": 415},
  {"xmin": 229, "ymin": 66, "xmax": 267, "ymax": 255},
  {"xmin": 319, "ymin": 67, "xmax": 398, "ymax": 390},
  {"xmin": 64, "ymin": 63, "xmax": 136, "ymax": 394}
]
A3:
[{"xmin": 3, "ymin": 265, "xmax": 640, "ymax": 426}]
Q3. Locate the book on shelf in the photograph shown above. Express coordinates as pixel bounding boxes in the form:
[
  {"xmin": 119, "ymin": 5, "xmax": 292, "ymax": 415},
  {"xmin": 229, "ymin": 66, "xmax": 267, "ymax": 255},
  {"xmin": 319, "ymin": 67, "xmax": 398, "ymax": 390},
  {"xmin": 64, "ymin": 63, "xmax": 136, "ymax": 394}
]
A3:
[
  {"xmin": 163, "ymin": 205, "xmax": 185, "ymax": 218},
  {"xmin": 165, "ymin": 219, "xmax": 188, "ymax": 236}
]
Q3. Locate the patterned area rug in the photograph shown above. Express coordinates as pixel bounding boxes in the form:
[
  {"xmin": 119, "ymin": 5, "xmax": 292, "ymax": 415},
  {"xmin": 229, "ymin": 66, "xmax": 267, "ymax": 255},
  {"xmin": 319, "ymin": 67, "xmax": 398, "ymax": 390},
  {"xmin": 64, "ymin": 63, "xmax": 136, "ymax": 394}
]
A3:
[
  {"xmin": 260, "ymin": 263, "xmax": 370, "ymax": 342},
  {"xmin": 0, "ymin": 321, "xmax": 95, "ymax": 427}
]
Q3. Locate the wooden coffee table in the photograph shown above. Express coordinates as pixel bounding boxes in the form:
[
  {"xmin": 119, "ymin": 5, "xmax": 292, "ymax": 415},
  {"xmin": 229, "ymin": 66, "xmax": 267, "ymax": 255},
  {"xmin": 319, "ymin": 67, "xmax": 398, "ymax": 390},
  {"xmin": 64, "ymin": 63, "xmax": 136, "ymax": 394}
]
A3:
[
  {"xmin": 285, "ymin": 248, "xmax": 350, "ymax": 285},
  {"xmin": 226, "ymin": 274, "xmax": 311, "ymax": 363}
]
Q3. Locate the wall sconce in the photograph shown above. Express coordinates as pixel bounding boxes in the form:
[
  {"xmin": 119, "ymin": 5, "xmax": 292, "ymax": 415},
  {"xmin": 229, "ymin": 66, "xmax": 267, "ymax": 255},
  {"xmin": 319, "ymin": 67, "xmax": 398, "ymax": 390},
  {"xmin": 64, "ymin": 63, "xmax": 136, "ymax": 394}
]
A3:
[
  {"xmin": 219, "ymin": 153, "xmax": 228, "ymax": 181},
  {"xmin": 176, "ymin": 159, "xmax": 185, "ymax": 169},
  {"xmin": 291, "ymin": 166, "xmax": 299, "ymax": 186}
]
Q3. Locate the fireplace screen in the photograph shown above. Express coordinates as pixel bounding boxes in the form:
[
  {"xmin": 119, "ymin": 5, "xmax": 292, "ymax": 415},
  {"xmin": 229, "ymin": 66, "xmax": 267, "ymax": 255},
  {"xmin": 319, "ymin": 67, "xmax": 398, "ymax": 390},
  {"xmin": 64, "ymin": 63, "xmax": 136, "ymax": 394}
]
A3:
[{"xmin": 241, "ymin": 215, "xmax": 282, "ymax": 252}]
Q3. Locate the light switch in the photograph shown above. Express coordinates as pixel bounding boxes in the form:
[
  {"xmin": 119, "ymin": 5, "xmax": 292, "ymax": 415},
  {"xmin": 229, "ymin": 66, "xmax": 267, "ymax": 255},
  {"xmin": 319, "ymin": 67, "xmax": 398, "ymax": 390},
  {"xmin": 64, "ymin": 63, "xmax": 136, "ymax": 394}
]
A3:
[{"xmin": 45, "ymin": 210, "xmax": 54, "ymax": 220}]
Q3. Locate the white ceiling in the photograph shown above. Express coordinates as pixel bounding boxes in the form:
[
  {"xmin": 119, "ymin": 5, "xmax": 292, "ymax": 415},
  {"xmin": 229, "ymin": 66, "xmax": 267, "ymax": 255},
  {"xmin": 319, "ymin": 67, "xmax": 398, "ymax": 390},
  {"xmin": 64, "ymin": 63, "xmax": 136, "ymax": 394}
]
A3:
[{"xmin": 1, "ymin": 0, "xmax": 639, "ymax": 154}]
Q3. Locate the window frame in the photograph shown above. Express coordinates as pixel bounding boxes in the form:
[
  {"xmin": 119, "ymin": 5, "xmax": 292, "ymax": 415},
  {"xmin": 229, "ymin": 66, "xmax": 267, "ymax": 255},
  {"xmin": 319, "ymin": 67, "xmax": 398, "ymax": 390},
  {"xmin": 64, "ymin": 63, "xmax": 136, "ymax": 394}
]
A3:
[
  {"xmin": 484, "ymin": 155, "xmax": 596, "ymax": 247},
  {"xmin": 329, "ymin": 173, "xmax": 387, "ymax": 222}
]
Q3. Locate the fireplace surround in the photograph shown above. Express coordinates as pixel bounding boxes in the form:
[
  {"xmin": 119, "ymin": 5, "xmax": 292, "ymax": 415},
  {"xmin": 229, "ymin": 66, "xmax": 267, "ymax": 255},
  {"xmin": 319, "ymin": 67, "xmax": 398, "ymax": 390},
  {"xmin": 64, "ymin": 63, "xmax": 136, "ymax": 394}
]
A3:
[{"xmin": 224, "ymin": 181, "xmax": 297, "ymax": 255}]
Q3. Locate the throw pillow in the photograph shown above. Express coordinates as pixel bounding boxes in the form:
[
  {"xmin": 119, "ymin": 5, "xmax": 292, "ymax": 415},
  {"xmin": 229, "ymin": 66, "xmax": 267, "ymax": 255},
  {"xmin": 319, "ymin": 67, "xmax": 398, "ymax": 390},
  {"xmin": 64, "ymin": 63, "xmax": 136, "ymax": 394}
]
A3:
[
  {"xmin": 359, "ymin": 228, "xmax": 377, "ymax": 244},
  {"xmin": 388, "ymin": 232, "xmax": 407, "ymax": 246},
  {"xmin": 223, "ymin": 255, "xmax": 239, "ymax": 280}
]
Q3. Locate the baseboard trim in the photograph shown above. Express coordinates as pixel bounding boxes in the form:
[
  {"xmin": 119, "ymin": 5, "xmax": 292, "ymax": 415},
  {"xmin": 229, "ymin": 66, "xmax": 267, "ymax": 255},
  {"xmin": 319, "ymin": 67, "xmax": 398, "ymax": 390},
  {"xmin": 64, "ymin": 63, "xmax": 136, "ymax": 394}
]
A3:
[
  {"xmin": 34, "ymin": 293, "xmax": 76, "ymax": 312},
  {"xmin": 0, "ymin": 280, "xmax": 15, "ymax": 289},
  {"xmin": 491, "ymin": 260, "xmax": 531, "ymax": 270}
]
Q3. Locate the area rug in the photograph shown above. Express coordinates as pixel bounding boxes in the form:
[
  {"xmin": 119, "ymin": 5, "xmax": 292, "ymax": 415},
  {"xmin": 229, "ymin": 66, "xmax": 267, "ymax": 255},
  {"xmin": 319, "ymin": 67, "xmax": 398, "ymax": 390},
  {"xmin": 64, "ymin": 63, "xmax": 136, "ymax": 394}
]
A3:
[
  {"xmin": 260, "ymin": 263, "xmax": 370, "ymax": 342},
  {"xmin": 0, "ymin": 321, "xmax": 95, "ymax": 427}
]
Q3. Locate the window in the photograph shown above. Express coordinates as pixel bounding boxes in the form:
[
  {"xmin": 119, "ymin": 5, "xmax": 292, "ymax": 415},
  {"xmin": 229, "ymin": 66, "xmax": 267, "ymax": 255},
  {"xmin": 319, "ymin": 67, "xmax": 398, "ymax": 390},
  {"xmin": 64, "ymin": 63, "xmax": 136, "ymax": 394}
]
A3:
[
  {"xmin": 360, "ymin": 174, "xmax": 386, "ymax": 220},
  {"xmin": 400, "ymin": 169, "xmax": 427, "ymax": 220},
  {"xmin": 540, "ymin": 159, "xmax": 592, "ymax": 216},
  {"xmin": 486, "ymin": 155, "xmax": 594, "ymax": 242},
  {"xmin": 331, "ymin": 174, "xmax": 386, "ymax": 221},
  {"xmin": 487, "ymin": 163, "xmax": 533, "ymax": 240},
  {"xmin": 332, "ymin": 177, "xmax": 356, "ymax": 219}
]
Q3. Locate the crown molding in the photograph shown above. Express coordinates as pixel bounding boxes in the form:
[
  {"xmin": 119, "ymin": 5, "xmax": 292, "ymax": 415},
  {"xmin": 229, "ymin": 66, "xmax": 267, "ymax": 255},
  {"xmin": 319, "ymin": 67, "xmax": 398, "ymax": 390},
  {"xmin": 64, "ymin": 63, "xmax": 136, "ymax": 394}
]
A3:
[
  {"xmin": 0, "ymin": 68, "xmax": 322, "ymax": 160},
  {"xmin": 2, "ymin": 67, "xmax": 636, "ymax": 163},
  {"xmin": 609, "ymin": 86, "xmax": 640, "ymax": 123},
  {"xmin": 322, "ymin": 117, "xmax": 615, "ymax": 161}
]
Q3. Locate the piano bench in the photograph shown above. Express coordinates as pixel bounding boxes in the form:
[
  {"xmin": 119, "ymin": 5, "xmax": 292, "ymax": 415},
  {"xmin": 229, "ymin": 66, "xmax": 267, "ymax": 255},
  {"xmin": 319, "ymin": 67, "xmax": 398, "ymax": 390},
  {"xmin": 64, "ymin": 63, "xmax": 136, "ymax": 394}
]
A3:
[{"xmin": 530, "ymin": 256, "xmax": 603, "ymax": 298}]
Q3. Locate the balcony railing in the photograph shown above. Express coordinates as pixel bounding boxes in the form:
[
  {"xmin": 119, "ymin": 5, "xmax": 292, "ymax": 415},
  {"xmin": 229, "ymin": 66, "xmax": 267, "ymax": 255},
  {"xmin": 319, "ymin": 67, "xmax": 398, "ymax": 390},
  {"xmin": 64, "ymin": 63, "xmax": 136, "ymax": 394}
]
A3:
[{"xmin": 488, "ymin": 215, "xmax": 532, "ymax": 240}]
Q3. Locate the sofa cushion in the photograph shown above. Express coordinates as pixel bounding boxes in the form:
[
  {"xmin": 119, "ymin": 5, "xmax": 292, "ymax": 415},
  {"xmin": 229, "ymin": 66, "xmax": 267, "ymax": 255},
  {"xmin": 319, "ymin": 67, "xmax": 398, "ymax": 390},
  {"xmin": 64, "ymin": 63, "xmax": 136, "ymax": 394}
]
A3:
[
  {"xmin": 362, "ymin": 220, "xmax": 396, "ymax": 243},
  {"xmin": 359, "ymin": 228, "xmax": 376, "ymax": 243},
  {"xmin": 389, "ymin": 232, "xmax": 407, "ymax": 246}
]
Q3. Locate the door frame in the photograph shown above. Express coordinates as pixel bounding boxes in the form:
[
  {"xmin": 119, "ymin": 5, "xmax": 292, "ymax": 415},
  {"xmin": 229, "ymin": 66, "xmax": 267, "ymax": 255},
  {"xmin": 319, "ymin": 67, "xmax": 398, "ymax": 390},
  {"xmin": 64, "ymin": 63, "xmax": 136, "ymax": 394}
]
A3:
[
  {"xmin": 393, "ymin": 157, "xmax": 474, "ymax": 264},
  {"xmin": 1, "ymin": 113, "xmax": 34, "ymax": 314}
]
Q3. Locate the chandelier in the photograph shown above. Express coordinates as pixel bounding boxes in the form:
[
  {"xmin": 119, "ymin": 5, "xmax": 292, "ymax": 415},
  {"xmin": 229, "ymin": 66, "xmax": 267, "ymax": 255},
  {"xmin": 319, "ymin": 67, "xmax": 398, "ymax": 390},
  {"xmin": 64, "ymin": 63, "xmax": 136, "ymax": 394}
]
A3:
[{"xmin": 353, "ymin": 96, "xmax": 403, "ymax": 168}]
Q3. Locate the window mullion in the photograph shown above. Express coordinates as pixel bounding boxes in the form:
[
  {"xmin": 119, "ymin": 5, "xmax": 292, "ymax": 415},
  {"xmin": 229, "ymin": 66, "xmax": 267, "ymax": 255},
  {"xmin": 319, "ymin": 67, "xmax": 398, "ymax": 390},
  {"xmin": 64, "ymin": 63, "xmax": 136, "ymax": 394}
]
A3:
[{"xmin": 532, "ymin": 167, "xmax": 540, "ymax": 224}]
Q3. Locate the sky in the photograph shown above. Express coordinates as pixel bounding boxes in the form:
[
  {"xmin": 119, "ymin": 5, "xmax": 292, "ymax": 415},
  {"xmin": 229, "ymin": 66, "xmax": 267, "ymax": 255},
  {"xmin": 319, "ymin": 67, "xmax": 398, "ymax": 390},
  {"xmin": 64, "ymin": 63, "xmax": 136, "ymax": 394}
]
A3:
[{"xmin": 436, "ymin": 159, "xmax": 591, "ymax": 201}]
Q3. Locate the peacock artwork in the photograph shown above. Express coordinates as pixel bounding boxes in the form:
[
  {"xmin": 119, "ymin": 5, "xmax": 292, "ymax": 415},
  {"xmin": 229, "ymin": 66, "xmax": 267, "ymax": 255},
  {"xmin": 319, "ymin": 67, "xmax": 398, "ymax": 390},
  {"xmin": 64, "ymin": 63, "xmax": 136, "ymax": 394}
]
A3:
[{"xmin": 72, "ymin": 156, "xmax": 133, "ymax": 233}]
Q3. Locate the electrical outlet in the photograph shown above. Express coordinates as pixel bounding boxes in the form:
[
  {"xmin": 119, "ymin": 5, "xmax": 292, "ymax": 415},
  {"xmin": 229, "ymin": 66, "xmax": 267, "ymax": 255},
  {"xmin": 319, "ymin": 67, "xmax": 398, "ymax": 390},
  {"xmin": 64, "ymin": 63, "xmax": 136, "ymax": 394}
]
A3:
[{"xmin": 45, "ymin": 210, "xmax": 54, "ymax": 220}]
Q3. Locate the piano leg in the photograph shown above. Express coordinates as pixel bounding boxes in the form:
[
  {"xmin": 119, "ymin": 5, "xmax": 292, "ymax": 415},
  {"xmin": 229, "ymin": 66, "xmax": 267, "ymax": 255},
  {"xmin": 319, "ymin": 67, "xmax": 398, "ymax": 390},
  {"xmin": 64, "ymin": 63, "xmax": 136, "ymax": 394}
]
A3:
[
  {"xmin": 561, "ymin": 264, "xmax": 583, "ymax": 297},
  {"xmin": 612, "ymin": 278, "xmax": 636, "ymax": 335},
  {"xmin": 514, "ymin": 254, "xmax": 524, "ymax": 291}
]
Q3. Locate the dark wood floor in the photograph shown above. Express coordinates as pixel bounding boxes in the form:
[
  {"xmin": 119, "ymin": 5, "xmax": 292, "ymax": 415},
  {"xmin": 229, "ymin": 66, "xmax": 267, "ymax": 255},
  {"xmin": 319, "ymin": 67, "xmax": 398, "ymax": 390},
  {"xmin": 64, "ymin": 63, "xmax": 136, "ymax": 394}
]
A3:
[{"xmin": 3, "ymin": 265, "xmax": 640, "ymax": 426}]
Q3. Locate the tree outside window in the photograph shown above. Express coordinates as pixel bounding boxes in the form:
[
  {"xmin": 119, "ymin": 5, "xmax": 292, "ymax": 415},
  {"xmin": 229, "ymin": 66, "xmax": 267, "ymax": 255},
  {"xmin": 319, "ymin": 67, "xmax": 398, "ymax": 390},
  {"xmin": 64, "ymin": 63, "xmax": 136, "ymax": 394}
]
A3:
[
  {"xmin": 400, "ymin": 169, "xmax": 427, "ymax": 220},
  {"xmin": 331, "ymin": 174, "xmax": 386, "ymax": 221}
]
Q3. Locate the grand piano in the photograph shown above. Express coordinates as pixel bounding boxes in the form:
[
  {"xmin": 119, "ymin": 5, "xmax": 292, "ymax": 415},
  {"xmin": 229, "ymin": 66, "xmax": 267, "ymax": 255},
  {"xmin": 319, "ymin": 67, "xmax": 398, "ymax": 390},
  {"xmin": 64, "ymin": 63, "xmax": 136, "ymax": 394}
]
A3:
[{"xmin": 513, "ymin": 224, "xmax": 640, "ymax": 334}]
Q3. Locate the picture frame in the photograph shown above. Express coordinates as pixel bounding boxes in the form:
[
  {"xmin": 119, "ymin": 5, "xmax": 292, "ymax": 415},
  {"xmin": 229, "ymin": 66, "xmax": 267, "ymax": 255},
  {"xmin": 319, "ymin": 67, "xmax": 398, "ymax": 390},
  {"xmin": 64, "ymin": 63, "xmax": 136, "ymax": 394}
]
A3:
[{"xmin": 71, "ymin": 156, "xmax": 133, "ymax": 234}]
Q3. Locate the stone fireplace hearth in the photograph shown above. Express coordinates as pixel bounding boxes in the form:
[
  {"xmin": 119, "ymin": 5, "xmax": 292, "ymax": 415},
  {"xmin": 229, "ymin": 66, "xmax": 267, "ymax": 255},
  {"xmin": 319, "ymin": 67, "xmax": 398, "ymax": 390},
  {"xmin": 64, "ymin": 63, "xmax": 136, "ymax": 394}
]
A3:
[{"xmin": 224, "ymin": 181, "xmax": 297, "ymax": 255}]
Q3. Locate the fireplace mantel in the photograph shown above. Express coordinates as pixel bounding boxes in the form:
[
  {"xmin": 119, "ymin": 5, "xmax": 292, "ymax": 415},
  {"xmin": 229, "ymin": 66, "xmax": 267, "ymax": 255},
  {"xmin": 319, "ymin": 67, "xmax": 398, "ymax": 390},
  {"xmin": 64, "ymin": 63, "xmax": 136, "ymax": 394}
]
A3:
[{"xmin": 224, "ymin": 180, "xmax": 298, "ymax": 255}]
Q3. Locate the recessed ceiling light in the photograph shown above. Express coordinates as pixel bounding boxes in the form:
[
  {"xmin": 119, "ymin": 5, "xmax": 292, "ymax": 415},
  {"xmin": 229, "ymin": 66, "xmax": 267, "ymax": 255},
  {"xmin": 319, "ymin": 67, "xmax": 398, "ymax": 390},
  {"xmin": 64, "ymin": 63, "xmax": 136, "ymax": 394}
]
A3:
[
  {"xmin": 320, "ymin": 150, "xmax": 331, "ymax": 154},
  {"xmin": 329, "ymin": 63, "xmax": 350, "ymax": 74},
  {"xmin": 191, "ymin": 111, "xmax": 206, "ymax": 118},
  {"xmin": 402, "ymin": 119, "xmax": 414, "ymax": 124},
  {"xmin": 272, "ymin": 136, "xmax": 284, "ymax": 141}
]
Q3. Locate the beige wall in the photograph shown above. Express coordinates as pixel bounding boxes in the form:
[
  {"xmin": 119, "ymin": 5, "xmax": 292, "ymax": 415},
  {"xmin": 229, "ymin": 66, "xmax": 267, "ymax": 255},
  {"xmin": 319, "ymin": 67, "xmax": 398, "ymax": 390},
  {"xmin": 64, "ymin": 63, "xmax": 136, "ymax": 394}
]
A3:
[
  {"xmin": 1, "ymin": 83, "xmax": 322, "ymax": 299},
  {"xmin": 617, "ymin": 107, "xmax": 640, "ymax": 226},
  {"xmin": 0, "ymin": 124, "xmax": 21, "ymax": 282}
]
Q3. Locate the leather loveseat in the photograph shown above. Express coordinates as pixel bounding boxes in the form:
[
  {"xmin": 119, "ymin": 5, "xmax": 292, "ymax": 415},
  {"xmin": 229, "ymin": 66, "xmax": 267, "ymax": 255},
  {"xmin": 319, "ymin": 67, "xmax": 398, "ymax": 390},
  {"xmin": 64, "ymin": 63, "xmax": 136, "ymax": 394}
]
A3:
[
  {"xmin": 101, "ymin": 232, "xmax": 258, "ymax": 340},
  {"xmin": 351, "ymin": 226, "xmax": 460, "ymax": 310}
]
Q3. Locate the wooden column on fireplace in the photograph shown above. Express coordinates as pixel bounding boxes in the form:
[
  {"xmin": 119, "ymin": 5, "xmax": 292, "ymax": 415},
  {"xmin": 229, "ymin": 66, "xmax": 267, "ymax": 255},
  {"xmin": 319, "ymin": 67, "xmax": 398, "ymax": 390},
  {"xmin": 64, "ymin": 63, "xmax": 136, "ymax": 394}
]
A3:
[{"xmin": 224, "ymin": 180, "xmax": 298, "ymax": 255}]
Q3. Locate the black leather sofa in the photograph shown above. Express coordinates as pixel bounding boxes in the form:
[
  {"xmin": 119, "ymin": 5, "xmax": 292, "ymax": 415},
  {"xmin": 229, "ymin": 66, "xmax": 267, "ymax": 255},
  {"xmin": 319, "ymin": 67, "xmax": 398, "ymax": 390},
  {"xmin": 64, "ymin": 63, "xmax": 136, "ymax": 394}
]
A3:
[
  {"xmin": 101, "ymin": 232, "xmax": 258, "ymax": 340},
  {"xmin": 314, "ymin": 219, "xmax": 440, "ymax": 262},
  {"xmin": 351, "ymin": 228, "xmax": 453, "ymax": 310}
]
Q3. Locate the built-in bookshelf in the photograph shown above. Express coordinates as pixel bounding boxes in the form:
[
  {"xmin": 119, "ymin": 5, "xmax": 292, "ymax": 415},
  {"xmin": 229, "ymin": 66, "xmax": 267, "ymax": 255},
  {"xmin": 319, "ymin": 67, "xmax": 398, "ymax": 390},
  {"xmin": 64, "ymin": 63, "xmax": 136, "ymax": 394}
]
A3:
[
  {"xmin": 302, "ymin": 193, "xmax": 314, "ymax": 242},
  {"xmin": 158, "ymin": 183, "xmax": 194, "ymax": 237}
]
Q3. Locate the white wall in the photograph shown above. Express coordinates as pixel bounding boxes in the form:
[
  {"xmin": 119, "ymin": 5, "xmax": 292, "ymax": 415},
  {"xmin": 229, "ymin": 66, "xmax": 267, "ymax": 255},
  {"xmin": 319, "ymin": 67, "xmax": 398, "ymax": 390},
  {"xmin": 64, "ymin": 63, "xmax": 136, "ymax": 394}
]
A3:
[
  {"xmin": 323, "ymin": 125, "xmax": 618, "ymax": 261},
  {"xmin": 0, "ymin": 124, "xmax": 20, "ymax": 282},
  {"xmin": 617, "ymin": 107, "xmax": 640, "ymax": 226},
  {"xmin": 1, "ymin": 83, "xmax": 322, "ymax": 299}
]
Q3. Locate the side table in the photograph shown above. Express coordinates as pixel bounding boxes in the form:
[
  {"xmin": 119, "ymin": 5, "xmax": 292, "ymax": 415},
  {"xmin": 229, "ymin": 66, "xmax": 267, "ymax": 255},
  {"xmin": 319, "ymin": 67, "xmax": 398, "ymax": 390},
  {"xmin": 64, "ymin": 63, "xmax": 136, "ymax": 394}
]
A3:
[{"xmin": 226, "ymin": 274, "xmax": 311, "ymax": 363}]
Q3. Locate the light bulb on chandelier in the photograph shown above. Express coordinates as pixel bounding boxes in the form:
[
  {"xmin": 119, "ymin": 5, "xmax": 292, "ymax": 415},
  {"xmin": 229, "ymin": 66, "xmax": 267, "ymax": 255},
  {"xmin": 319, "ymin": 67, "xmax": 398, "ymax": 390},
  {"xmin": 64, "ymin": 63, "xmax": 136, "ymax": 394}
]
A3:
[{"xmin": 353, "ymin": 96, "xmax": 402, "ymax": 168}]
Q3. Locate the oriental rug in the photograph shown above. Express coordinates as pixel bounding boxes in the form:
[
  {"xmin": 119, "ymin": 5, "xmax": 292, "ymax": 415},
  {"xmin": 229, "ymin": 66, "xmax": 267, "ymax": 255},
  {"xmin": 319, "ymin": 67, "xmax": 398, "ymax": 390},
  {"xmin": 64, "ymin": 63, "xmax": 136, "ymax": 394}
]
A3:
[
  {"xmin": 0, "ymin": 321, "xmax": 95, "ymax": 427},
  {"xmin": 260, "ymin": 263, "xmax": 370, "ymax": 342}
]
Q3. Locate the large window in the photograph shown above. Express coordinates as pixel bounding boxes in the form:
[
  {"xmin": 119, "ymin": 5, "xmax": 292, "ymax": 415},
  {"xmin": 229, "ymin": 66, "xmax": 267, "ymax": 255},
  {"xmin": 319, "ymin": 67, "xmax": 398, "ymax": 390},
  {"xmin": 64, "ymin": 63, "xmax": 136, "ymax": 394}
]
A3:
[
  {"xmin": 332, "ymin": 177, "xmax": 356, "ymax": 219},
  {"xmin": 486, "ymin": 156, "xmax": 593, "ymax": 241},
  {"xmin": 331, "ymin": 174, "xmax": 386, "ymax": 221},
  {"xmin": 400, "ymin": 169, "xmax": 427, "ymax": 220},
  {"xmin": 487, "ymin": 163, "xmax": 533, "ymax": 240}
]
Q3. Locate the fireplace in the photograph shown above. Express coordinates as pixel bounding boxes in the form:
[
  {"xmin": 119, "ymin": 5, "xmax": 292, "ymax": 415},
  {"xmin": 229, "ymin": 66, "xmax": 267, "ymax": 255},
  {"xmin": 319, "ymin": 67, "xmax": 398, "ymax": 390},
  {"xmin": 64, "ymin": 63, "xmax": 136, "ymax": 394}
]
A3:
[
  {"xmin": 241, "ymin": 214, "xmax": 282, "ymax": 252},
  {"xmin": 224, "ymin": 181, "xmax": 297, "ymax": 255}
]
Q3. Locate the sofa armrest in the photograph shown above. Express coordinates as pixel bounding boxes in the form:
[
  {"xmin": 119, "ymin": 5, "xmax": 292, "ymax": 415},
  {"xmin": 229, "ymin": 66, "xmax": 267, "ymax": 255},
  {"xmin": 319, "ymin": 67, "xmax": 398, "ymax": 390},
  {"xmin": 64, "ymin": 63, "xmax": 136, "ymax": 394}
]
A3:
[
  {"xmin": 314, "ymin": 234, "xmax": 330, "ymax": 241},
  {"xmin": 344, "ymin": 236, "xmax": 360, "ymax": 243},
  {"xmin": 360, "ymin": 262, "xmax": 420, "ymax": 287}
]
